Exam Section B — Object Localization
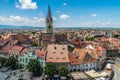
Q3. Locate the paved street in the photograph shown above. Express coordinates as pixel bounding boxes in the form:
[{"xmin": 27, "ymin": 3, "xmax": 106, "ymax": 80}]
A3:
[{"xmin": 0, "ymin": 69, "xmax": 42, "ymax": 80}]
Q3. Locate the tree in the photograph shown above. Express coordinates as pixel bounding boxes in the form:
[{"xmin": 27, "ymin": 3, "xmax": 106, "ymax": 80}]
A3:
[
  {"xmin": 32, "ymin": 42, "xmax": 38, "ymax": 47},
  {"xmin": 68, "ymin": 46, "xmax": 74, "ymax": 52},
  {"xmin": 85, "ymin": 37, "xmax": 89, "ymax": 41},
  {"xmin": 44, "ymin": 63, "xmax": 57, "ymax": 78},
  {"xmin": 27, "ymin": 59, "xmax": 42, "ymax": 76},
  {"xmin": 5, "ymin": 56, "xmax": 17, "ymax": 69},
  {"xmin": 19, "ymin": 64, "xmax": 23, "ymax": 69},
  {"xmin": 58, "ymin": 66, "xmax": 68, "ymax": 77},
  {"xmin": 85, "ymin": 37, "xmax": 94, "ymax": 41},
  {"xmin": 0, "ymin": 57, "xmax": 6, "ymax": 66},
  {"xmin": 114, "ymin": 34, "xmax": 119, "ymax": 38},
  {"xmin": 32, "ymin": 32, "xmax": 36, "ymax": 35}
]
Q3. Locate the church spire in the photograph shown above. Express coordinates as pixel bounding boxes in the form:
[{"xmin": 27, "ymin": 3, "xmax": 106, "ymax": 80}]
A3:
[
  {"xmin": 46, "ymin": 5, "xmax": 53, "ymax": 34},
  {"xmin": 47, "ymin": 5, "xmax": 51, "ymax": 18}
]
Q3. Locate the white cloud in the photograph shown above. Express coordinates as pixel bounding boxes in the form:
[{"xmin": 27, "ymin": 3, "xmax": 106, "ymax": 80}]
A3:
[
  {"xmin": 52, "ymin": 16, "xmax": 57, "ymax": 20},
  {"xmin": 63, "ymin": 3, "xmax": 67, "ymax": 6},
  {"xmin": 0, "ymin": 16, "xmax": 119, "ymax": 27},
  {"xmin": 16, "ymin": 0, "xmax": 37, "ymax": 9},
  {"xmin": 60, "ymin": 14, "xmax": 70, "ymax": 20},
  {"xmin": 91, "ymin": 14, "xmax": 97, "ymax": 17},
  {"xmin": 0, "ymin": 16, "xmax": 45, "ymax": 27}
]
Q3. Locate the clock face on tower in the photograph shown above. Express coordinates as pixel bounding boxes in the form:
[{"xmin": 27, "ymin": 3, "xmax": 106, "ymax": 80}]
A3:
[{"xmin": 47, "ymin": 19, "xmax": 49, "ymax": 23}]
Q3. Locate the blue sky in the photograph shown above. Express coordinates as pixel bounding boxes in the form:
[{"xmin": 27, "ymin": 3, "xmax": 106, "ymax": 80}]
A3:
[{"xmin": 0, "ymin": 0, "xmax": 120, "ymax": 27}]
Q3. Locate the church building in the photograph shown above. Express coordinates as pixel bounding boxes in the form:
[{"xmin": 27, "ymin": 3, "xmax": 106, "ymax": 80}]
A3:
[{"xmin": 40, "ymin": 6, "xmax": 55, "ymax": 46}]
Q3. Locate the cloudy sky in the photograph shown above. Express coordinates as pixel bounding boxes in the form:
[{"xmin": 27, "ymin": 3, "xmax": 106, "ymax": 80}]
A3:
[{"xmin": 0, "ymin": 0, "xmax": 120, "ymax": 27}]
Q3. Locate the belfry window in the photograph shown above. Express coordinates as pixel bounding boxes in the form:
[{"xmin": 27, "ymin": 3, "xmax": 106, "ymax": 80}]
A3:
[{"xmin": 48, "ymin": 24, "xmax": 51, "ymax": 29}]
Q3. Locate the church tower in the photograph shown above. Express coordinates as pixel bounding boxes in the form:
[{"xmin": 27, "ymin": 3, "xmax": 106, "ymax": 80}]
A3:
[{"xmin": 46, "ymin": 5, "xmax": 53, "ymax": 34}]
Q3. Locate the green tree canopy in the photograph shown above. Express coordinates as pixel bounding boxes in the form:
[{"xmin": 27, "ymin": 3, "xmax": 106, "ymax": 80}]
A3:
[
  {"xmin": 58, "ymin": 66, "xmax": 68, "ymax": 77},
  {"xmin": 68, "ymin": 46, "xmax": 74, "ymax": 52},
  {"xmin": 32, "ymin": 32, "xmax": 36, "ymax": 35},
  {"xmin": 44, "ymin": 63, "xmax": 57, "ymax": 78},
  {"xmin": 0, "ymin": 57, "xmax": 6, "ymax": 66},
  {"xmin": 27, "ymin": 59, "xmax": 42, "ymax": 76},
  {"xmin": 85, "ymin": 37, "xmax": 94, "ymax": 41},
  {"xmin": 32, "ymin": 42, "xmax": 38, "ymax": 47},
  {"xmin": 5, "ymin": 56, "xmax": 17, "ymax": 69},
  {"xmin": 114, "ymin": 34, "xmax": 120, "ymax": 38}
]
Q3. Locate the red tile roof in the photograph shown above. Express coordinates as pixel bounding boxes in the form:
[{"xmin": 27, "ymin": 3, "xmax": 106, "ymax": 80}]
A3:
[
  {"xmin": 35, "ymin": 50, "xmax": 46, "ymax": 59},
  {"xmin": 69, "ymin": 49, "xmax": 99, "ymax": 65},
  {"xmin": 69, "ymin": 37, "xmax": 80, "ymax": 45},
  {"xmin": 46, "ymin": 44, "xmax": 70, "ymax": 63},
  {"xmin": 12, "ymin": 34, "xmax": 30, "ymax": 42},
  {"xmin": 10, "ymin": 46, "xmax": 23, "ymax": 51},
  {"xmin": 20, "ymin": 48, "xmax": 46, "ymax": 59}
]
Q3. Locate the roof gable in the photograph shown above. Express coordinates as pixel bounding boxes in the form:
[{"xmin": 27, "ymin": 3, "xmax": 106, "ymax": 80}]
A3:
[{"xmin": 82, "ymin": 52, "xmax": 95, "ymax": 63}]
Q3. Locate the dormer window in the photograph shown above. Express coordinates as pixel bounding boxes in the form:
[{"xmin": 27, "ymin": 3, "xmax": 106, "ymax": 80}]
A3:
[
  {"xmin": 50, "ymin": 57, "xmax": 53, "ymax": 59},
  {"xmin": 56, "ymin": 57, "xmax": 59, "ymax": 59},
  {"xmin": 53, "ymin": 52, "xmax": 56, "ymax": 54},
  {"xmin": 54, "ymin": 46, "xmax": 57, "ymax": 49},
  {"xmin": 62, "ymin": 57, "xmax": 66, "ymax": 59},
  {"xmin": 60, "ymin": 52, "xmax": 63, "ymax": 54}
]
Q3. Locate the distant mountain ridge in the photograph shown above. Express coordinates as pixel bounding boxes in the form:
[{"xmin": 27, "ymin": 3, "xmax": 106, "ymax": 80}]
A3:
[
  {"xmin": 0, "ymin": 25, "xmax": 120, "ymax": 30},
  {"xmin": 0, "ymin": 25, "xmax": 44, "ymax": 29}
]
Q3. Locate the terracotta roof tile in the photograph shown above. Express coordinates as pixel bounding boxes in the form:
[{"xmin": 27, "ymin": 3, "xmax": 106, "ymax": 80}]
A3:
[
  {"xmin": 46, "ymin": 44, "xmax": 70, "ymax": 63},
  {"xmin": 10, "ymin": 46, "xmax": 23, "ymax": 51},
  {"xmin": 35, "ymin": 50, "xmax": 46, "ymax": 59},
  {"xmin": 70, "ymin": 49, "xmax": 99, "ymax": 65}
]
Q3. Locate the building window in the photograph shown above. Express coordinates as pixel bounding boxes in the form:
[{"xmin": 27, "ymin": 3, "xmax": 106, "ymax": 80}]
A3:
[
  {"xmin": 86, "ymin": 64, "xmax": 88, "ymax": 67},
  {"xmin": 91, "ymin": 64, "xmax": 92, "ymax": 66},
  {"xmin": 20, "ymin": 58, "xmax": 22, "ymax": 62},
  {"xmin": 41, "ymin": 62, "xmax": 43, "ymax": 65},
  {"xmin": 23, "ymin": 59, "xmax": 24, "ymax": 62},
  {"xmin": 83, "ymin": 64, "xmax": 84, "ymax": 67},
  {"xmin": 25, "ymin": 58, "xmax": 28, "ymax": 63}
]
